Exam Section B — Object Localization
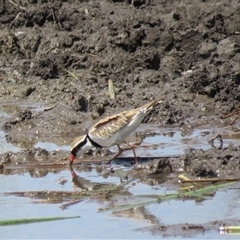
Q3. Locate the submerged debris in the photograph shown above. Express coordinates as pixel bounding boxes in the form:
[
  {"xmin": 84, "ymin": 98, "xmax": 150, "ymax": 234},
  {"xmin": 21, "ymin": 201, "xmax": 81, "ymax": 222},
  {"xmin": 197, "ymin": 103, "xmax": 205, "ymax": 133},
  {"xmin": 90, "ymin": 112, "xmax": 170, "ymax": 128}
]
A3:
[{"xmin": 208, "ymin": 134, "xmax": 223, "ymax": 149}]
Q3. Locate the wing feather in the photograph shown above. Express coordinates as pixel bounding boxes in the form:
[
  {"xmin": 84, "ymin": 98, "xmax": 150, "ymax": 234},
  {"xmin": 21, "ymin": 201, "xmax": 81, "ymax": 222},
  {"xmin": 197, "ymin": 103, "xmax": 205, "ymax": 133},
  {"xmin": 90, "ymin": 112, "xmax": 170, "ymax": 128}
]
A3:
[
  {"xmin": 89, "ymin": 114, "xmax": 129, "ymax": 139},
  {"xmin": 89, "ymin": 98, "xmax": 164, "ymax": 140}
]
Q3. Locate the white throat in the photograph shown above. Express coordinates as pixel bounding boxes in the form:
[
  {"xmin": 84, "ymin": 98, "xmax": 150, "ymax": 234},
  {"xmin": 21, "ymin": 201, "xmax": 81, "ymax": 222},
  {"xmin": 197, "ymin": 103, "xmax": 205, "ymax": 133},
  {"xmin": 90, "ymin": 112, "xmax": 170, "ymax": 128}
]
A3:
[{"xmin": 76, "ymin": 136, "xmax": 95, "ymax": 157}]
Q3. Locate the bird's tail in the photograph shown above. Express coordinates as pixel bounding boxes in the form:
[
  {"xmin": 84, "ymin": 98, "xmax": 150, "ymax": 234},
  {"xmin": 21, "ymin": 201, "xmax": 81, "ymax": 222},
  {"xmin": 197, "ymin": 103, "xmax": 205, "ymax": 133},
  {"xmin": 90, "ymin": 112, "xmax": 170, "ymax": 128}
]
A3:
[{"xmin": 139, "ymin": 98, "xmax": 165, "ymax": 113}]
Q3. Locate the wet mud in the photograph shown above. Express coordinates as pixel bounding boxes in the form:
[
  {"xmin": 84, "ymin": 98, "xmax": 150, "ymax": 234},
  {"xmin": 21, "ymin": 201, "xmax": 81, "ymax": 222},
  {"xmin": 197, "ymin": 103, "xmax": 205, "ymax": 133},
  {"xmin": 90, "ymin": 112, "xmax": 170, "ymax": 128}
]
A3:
[{"xmin": 1, "ymin": 0, "xmax": 240, "ymax": 238}]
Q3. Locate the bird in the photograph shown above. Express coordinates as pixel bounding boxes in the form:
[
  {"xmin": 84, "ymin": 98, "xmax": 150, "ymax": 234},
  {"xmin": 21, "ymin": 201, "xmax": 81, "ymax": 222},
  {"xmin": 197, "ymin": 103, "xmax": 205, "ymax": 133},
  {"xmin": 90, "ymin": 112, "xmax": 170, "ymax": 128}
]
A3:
[{"xmin": 69, "ymin": 98, "xmax": 164, "ymax": 165}]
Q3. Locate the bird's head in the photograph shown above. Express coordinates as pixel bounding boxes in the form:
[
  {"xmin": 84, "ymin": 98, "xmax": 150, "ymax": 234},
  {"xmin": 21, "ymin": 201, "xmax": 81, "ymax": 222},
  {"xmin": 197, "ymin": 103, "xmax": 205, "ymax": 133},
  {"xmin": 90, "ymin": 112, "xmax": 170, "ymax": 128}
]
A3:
[{"xmin": 69, "ymin": 135, "xmax": 89, "ymax": 165}]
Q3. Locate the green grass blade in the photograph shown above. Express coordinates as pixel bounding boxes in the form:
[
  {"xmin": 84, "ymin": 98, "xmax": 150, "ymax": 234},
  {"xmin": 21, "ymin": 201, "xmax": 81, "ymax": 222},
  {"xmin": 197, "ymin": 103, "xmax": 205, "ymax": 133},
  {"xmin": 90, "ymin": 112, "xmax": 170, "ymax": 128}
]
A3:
[
  {"xmin": 0, "ymin": 216, "xmax": 80, "ymax": 226},
  {"xmin": 181, "ymin": 181, "xmax": 235, "ymax": 197},
  {"xmin": 101, "ymin": 181, "xmax": 235, "ymax": 212}
]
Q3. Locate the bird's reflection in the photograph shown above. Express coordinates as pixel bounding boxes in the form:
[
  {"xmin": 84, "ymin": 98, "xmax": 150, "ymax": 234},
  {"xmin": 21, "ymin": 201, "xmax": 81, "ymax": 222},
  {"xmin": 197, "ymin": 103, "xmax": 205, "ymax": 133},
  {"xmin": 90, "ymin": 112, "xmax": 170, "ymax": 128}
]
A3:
[
  {"xmin": 69, "ymin": 167, "xmax": 161, "ymax": 224},
  {"xmin": 69, "ymin": 166, "xmax": 117, "ymax": 191}
]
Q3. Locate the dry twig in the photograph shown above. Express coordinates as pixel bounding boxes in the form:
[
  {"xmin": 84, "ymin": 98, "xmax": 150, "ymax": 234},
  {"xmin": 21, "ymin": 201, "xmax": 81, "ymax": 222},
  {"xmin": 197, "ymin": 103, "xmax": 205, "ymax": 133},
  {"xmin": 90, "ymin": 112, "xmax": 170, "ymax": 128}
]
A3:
[
  {"xmin": 229, "ymin": 113, "xmax": 239, "ymax": 126},
  {"xmin": 221, "ymin": 108, "xmax": 240, "ymax": 125},
  {"xmin": 60, "ymin": 199, "xmax": 84, "ymax": 210},
  {"xmin": 51, "ymin": 7, "xmax": 60, "ymax": 31},
  {"xmin": 9, "ymin": 12, "xmax": 22, "ymax": 28},
  {"xmin": 179, "ymin": 177, "xmax": 240, "ymax": 183},
  {"xmin": 221, "ymin": 107, "xmax": 240, "ymax": 119},
  {"xmin": 8, "ymin": 0, "xmax": 26, "ymax": 10},
  {"xmin": 108, "ymin": 79, "xmax": 116, "ymax": 99}
]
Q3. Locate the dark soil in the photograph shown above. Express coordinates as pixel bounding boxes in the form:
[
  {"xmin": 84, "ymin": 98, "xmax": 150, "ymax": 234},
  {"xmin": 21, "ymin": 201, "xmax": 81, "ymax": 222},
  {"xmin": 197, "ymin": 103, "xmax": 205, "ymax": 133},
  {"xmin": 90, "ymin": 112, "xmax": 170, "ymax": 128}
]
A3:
[{"xmin": 1, "ymin": 1, "xmax": 240, "ymax": 187}]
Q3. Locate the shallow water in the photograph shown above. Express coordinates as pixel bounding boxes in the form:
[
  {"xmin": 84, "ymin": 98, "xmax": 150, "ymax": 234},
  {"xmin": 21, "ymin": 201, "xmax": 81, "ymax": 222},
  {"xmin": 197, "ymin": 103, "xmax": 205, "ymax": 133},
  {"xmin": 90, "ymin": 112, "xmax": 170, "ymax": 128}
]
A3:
[
  {"xmin": 1, "ymin": 168, "xmax": 240, "ymax": 239},
  {"xmin": 1, "ymin": 103, "xmax": 240, "ymax": 239}
]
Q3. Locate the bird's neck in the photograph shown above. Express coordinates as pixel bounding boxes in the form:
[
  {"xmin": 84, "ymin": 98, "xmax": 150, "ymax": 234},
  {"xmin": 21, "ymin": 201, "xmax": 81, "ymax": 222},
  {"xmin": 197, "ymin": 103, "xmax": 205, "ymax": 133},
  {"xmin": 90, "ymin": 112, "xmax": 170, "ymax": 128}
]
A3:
[{"xmin": 86, "ymin": 134, "xmax": 102, "ymax": 148}]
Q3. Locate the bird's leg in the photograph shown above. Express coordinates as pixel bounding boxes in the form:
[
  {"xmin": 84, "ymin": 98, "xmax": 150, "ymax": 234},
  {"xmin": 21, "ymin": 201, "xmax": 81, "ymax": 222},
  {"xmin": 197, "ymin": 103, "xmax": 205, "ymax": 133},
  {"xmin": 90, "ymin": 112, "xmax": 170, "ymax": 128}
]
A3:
[
  {"xmin": 106, "ymin": 144, "xmax": 138, "ymax": 164},
  {"xmin": 124, "ymin": 141, "xmax": 138, "ymax": 164},
  {"xmin": 105, "ymin": 145, "xmax": 123, "ymax": 164},
  {"xmin": 116, "ymin": 145, "xmax": 123, "ymax": 158},
  {"xmin": 112, "ymin": 145, "xmax": 123, "ymax": 160}
]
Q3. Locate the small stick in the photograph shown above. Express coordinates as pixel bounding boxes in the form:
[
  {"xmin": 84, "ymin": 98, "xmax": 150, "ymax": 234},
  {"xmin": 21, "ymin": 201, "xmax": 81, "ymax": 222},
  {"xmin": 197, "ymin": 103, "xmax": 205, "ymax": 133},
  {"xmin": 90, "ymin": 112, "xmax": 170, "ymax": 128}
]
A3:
[
  {"xmin": 219, "ymin": 225, "xmax": 240, "ymax": 233},
  {"xmin": 221, "ymin": 108, "xmax": 240, "ymax": 118},
  {"xmin": 9, "ymin": 12, "xmax": 22, "ymax": 29},
  {"xmin": 51, "ymin": 7, "xmax": 60, "ymax": 31},
  {"xmin": 108, "ymin": 79, "xmax": 116, "ymax": 99},
  {"xmin": 3, "ymin": 163, "xmax": 68, "ymax": 170},
  {"xmin": 180, "ymin": 177, "xmax": 239, "ymax": 183},
  {"xmin": 222, "ymin": 131, "xmax": 240, "ymax": 137},
  {"xmin": 178, "ymin": 174, "xmax": 196, "ymax": 188},
  {"xmin": 43, "ymin": 104, "xmax": 56, "ymax": 111},
  {"xmin": 8, "ymin": 0, "xmax": 26, "ymax": 10},
  {"xmin": 230, "ymin": 113, "xmax": 239, "ymax": 125},
  {"xmin": 60, "ymin": 199, "xmax": 84, "ymax": 210},
  {"xmin": 178, "ymin": 174, "xmax": 191, "ymax": 182},
  {"xmin": 42, "ymin": 47, "xmax": 54, "ymax": 55}
]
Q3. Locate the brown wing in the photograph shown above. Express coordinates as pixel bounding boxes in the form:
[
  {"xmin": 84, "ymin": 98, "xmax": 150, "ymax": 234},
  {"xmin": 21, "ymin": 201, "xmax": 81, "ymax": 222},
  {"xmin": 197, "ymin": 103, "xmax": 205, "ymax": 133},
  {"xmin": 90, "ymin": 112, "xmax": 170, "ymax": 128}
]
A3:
[
  {"xmin": 89, "ymin": 113, "xmax": 130, "ymax": 139},
  {"xmin": 89, "ymin": 98, "xmax": 164, "ymax": 139}
]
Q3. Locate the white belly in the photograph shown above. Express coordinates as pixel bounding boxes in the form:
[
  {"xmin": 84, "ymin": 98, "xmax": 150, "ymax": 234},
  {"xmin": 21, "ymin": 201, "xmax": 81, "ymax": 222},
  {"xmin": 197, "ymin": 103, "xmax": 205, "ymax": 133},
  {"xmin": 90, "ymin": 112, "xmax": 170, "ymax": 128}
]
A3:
[{"xmin": 113, "ymin": 111, "xmax": 146, "ymax": 145}]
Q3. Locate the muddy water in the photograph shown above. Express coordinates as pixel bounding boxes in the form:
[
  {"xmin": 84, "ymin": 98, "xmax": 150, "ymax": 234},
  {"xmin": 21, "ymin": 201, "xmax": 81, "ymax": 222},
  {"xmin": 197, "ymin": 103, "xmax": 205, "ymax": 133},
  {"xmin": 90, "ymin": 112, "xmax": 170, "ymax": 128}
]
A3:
[
  {"xmin": 1, "ymin": 107, "xmax": 240, "ymax": 238},
  {"xmin": 1, "ymin": 164, "xmax": 240, "ymax": 239}
]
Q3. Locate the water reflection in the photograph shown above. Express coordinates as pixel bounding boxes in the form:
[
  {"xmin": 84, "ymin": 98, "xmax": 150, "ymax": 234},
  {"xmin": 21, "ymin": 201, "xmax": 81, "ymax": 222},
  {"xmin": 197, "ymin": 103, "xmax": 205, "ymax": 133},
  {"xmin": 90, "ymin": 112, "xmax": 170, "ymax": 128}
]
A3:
[{"xmin": 70, "ymin": 166, "xmax": 117, "ymax": 191}]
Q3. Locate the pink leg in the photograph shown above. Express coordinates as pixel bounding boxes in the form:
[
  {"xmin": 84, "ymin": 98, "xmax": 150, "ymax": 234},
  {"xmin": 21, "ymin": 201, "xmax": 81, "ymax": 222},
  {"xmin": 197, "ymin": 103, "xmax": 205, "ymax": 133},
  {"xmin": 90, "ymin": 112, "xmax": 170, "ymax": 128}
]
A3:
[
  {"xmin": 106, "ymin": 145, "xmax": 123, "ymax": 164},
  {"xmin": 113, "ymin": 145, "xmax": 123, "ymax": 159},
  {"xmin": 108, "ymin": 144, "xmax": 138, "ymax": 164},
  {"xmin": 124, "ymin": 141, "xmax": 138, "ymax": 164}
]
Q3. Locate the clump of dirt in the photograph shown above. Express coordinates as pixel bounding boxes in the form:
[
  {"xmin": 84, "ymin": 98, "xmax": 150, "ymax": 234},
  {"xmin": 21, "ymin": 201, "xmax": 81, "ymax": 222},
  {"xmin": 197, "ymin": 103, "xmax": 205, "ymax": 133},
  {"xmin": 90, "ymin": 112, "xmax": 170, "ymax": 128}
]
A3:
[
  {"xmin": 2, "ymin": 0, "xmax": 240, "ymax": 124},
  {"xmin": 177, "ymin": 144, "xmax": 240, "ymax": 178},
  {"xmin": 1, "ymin": 1, "xmax": 240, "ymax": 182}
]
